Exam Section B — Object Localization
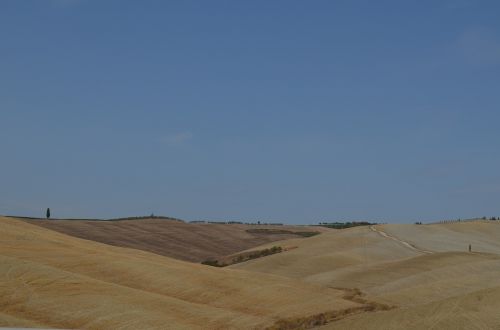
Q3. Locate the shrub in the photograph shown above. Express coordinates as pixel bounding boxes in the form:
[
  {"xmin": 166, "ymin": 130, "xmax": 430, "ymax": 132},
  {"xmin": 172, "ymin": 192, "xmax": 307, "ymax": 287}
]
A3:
[
  {"xmin": 203, "ymin": 246, "xmax": 284, "ymax": 267},
  {"xmin": 201, "ymin": 260, "xmax": 225, "ymax": 267},
  {"xmin": 319, "ymin": 221, "xmax": 376, "ymax": 229},
  {"xmin": 294, "ymin": 231, "xmax": 320, "ymax": 237}
]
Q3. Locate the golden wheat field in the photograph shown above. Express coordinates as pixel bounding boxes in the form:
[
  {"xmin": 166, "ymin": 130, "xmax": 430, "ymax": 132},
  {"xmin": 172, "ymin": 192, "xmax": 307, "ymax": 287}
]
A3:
[
  {"xmin": 232, "ymin": 221, "xmax": 500, "ymax": 329},
  {"xmin": 2, "ymin": 216, "xmax": 500, "ymax": 329}
]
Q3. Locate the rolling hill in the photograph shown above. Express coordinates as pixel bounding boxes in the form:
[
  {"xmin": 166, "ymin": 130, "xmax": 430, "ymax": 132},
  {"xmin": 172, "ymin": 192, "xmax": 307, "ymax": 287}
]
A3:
[
  {"xmin": 0, "ymin": 216, "xmax": 355, "ymax": 329},
  {"xmin": 231, "ymin": 221, "xmax": 500, "ymax": 329},
  {"xmin": 21, "ymin": 217, "xmax": 327, "ymax": 262},
  {"xmin": 3, "ymin": 216, "xmax": 500, "ymax": 329}
]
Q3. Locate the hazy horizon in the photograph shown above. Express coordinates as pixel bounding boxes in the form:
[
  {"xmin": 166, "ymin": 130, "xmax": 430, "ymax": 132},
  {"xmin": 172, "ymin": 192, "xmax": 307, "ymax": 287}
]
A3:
[
  {"xmin": 2, "ymin": 0, "xmax": 500, "ymax": 223},
  {"xmin": 2, "ymin": 212, "xmax": 496, "ymax": 226}
]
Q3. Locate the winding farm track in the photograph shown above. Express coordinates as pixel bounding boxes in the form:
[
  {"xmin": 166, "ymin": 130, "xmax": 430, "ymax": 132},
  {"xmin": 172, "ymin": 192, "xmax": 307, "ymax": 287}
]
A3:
[{"xmin": 370, "ymin": 225, "xmax": 434, "ymax": 254}]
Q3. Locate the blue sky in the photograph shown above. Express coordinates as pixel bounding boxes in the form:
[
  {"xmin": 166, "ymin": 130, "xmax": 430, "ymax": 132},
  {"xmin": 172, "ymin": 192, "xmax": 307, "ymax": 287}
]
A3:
[{"xmin": 1, "ymin": 0, "xmax": 500, "ymax": 223}]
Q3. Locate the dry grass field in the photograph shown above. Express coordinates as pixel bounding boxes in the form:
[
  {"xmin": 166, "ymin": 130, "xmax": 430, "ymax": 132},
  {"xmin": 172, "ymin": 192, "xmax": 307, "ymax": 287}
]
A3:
[
  {"xmin": 22, "ymin": 218, "xmax": 327, "ymax": 262},
  {"xmin": 232, "ymin": 221, "xmax": 500, "ymax": 329},
  {"xmin": 2, "ymin": 216, "xmax": 500, "ymax": 329},
  {"xmin": 0, "ymin": 216, "xmax": 355, "ymax": 329}
]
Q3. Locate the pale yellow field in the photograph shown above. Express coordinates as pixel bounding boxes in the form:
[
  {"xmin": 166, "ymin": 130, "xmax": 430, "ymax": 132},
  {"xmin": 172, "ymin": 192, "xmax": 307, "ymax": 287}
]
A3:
[
  {"xmin": 232, "ymin": 221, "xmax": 500, "ymax": 329},
  {"xmin": 0, "ymin": 216, "xmax": 357, "ymax": 329},
  {"xmin": 3, "ymin": 216, "xmax": 500, "ymax": 329}
]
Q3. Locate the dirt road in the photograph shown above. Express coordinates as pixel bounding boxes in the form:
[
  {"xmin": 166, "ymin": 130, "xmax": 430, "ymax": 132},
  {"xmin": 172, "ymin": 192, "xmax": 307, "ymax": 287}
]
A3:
[{"xmin": 370, "ymin": 225, "xmax": 433, "ymax": 254}]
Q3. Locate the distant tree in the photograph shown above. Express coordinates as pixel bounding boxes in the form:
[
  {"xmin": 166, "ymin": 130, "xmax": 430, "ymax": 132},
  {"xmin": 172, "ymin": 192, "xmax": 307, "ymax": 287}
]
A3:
[{"xmin": 46, "ymin": 208, "xmax": 51, "ymax": 219}]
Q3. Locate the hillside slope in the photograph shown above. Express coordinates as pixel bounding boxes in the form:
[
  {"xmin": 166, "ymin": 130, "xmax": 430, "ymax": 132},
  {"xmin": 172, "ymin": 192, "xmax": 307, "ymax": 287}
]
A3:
[
  {"xmin": 230, "ymin": 225, "xmax": 421, "ymax": 283},
  {"xmin": 232, "ymin": 222, "xmax": 500, "ymax": 329},
  {"xmin": 0, "ymin": 216, "xmax": 355, "ymax": 329},
  {"xmin": 378, "ymin": 221, "xmax": 500, "ymax": 253},
  {"xmin": 22, "ymin": 218, "xmax": 327, "ymax": 262}
]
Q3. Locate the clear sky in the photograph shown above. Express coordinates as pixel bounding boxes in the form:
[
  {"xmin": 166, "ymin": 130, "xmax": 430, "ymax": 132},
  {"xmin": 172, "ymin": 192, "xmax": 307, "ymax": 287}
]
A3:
[{"xmin": 1, "ymin": 0, "xmax": 499, "ymax": 223}]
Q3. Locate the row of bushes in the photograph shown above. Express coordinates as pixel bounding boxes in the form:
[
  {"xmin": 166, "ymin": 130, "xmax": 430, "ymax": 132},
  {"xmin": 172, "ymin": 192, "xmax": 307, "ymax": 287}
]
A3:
[
  {"xmin": 319, "ymin": 221, "xmax": 376, "ymax": 229},
  {"xmin": 246, "ymin": 228, "xmax": 320, "ymax": 237},
  {"xmin": 110, "ymin": 215, "xmax": 184, "ymax": 222},
  {"xmin": 202, "ymin": 246, "xmax": 283, "ymax": 267},
  {"xmin": 201, "ymin": 260, "xmax": 225, "ymax": 267},
  {"xmin": 191, "ymin": 220, "xmax": 284, "ymax": 225},
  {"xmin": 433, "ymin": 217, "xmax": 500, "ymax": 224}
]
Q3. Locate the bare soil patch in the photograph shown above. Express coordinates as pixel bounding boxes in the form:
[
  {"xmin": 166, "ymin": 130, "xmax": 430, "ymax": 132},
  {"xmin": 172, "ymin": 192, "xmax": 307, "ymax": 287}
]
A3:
[{"xmin": 21, "ymin": 218, "xmax": 327, "ymax": 262}]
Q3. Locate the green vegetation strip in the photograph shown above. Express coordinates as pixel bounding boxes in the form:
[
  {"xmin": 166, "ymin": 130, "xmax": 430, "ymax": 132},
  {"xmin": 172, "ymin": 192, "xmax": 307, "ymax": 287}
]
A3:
[
  {"xmin": 246, "ymin": 229, "xmax": 320, "ymax": 237},
  {"xmin": 202, "ymin": 246, "xmax": 283, "ymax": 267},
  {"xmin": 319, "ymin": 222, "xmax": 376, "ymax": 229}
]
